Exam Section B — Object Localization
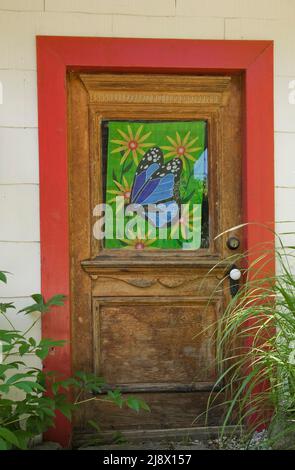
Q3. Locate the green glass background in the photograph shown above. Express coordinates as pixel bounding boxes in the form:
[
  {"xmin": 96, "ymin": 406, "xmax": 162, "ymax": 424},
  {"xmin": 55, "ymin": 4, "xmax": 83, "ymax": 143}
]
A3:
[{"xmin": 104, "ymin": 120, "xmax": 207, "ymax": 250}]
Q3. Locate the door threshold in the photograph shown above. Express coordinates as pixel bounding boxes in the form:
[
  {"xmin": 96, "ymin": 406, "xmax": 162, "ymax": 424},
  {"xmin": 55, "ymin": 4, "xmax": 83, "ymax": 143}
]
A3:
[{"xmin": 74, "ymin": 425, "xmax": 243, "ymax": 449}]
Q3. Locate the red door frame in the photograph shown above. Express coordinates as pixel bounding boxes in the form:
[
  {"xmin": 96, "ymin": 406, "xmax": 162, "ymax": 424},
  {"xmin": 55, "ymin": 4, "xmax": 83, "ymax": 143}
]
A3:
[{"xmin": 36, "ymin": 37, "xmax": 274, "ymax": 446}]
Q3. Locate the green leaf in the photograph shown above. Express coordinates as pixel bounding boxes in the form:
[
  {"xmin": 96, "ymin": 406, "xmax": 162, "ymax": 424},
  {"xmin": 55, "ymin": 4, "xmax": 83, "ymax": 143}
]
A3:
[
  {"xmin": 0, "ymin": 271, "xmax": 9, "ymax": 284},
  {"xmin": 0, "ymin": 363, "xmax": 19, "ymax": 376},
  {"xmin": 111, "ymin": 431, "xmax": 126, "ymax": 445},
  {"xmin": 0, "ymin": 302, "xmax": 15, "ymax": 314},
  {"xmin": 6, "ymin": 373, "xmax": 34, "ymax": 385},
  {"xmin": 14, "ymin": 381, "xmax": 45, "ymax": 393},
  {"xmin": 138, "ymin": 400, "xmax": 151, "ymax": 412},
  {"xmin": 0, "ymin": 384, "xmax": 10, "ymax": 394},
  {"xmin": 19, "ymin": 343, "xmax": 30, "ymax": 356},
  {"xmin": 14, "ymin": 430, "xmax": 30, "ymax": 450},
  {"xmin": 0, "ymin": 427, "xmax": 20, "ymax": 448},
  {"xmin": 52, "ymin": 382, "xmax": 60, "ymax": 395},
  {"xmin": 0, "ymin": 398, "xmax": 14, "ymax": 407},
  {"xmin": 181, "ymin": 189, "xmax": 195, "ymax": 204},
  {"xmin": 31, "ymin": 294, "xmax": 44, "ymax": 304},
  {"xmin": 18, "ymin": 293, "xmax": 65, "ymax": 315},
  {"xmin": 35, "ymin": 348, "xmax": 49, "ymax": 360},
  {"xmin": 35, "ymin": 339, "xmax": 65, "ymax": 360},
  {"xmin": 107, "ymin": 389, "xmax": 124, "ymax": 408},
  {"xmin": 42, "ymin": 407, "xmax": 56, "ymax": 418},
  {"xmin": 74, "ymin": 371, "xmax": 87, "ymax": 381},
  {"xmin": 0, "ymin": 330, "xmax": 23, "ymax": 342},
  {"xmin": 87, "ymin": 384, "xmax": 103, "ymax": 393},
  {"xmin": 123, "ymin": 160, "xmax": 133, "ymax": 174},
  {"xmin": 0, "ymin": 437, "xmax": 9, "ymax": 450},
  {"xmin": 126, "ymin": 396, "xmax": 150, "ymax": 412},
  {"xmin": 57, "ymin": 403, "xmax": 72, "ymax": 420},
  {"xmin": 29, "ymin": 337, "xmax": 36, "ymax": 347},
  {"xmin": 57, "ymin": 377, "xmax": 81, "ymax": 389},
  {"xmin": 19, "ymin": 303, "xmax": 43, "ymax": 315},
  {"xmin": 87, "ymin": 420, "xmax": 101, "ymax": 432},
  {"xmin": 26, "ymin": 416, "xmax": 46, "ymax": 435},
  {"xmin": 46, "ymin": 294, "xmax": 66, "ymax": 307},
  {"xmin": 39, "ymin": 338, "xmax": 65, "ymax": 348},
  {"xmin": 126, "ymin": 397, "xmax": 141, "ymax": 412}
]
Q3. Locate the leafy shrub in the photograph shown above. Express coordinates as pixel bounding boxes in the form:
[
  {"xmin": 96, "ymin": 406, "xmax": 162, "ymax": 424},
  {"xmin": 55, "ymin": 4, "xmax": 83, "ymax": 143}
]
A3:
[{"xmin": 0, "ymin": 271, "xmax": 149, "ymax": 450}]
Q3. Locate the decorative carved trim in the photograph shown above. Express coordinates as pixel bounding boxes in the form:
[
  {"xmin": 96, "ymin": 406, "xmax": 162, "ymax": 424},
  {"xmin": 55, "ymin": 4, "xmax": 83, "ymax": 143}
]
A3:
[
  {"xmin": 82, "ymin": 263, "xmax": 228, "ymax": 293},
  {"xmin": 81, "ymin": 257, "xmax": 230, "ymax": 274},
  {"xmin": 87, "ymin": 275, "xmax": 223, "ymax": 294},
  {"xmin": 88, "ymin": 275, "xmax": 199, "ymax": 289},
  {"xmin": 80, "ymin": 73, "xmax": 231, "ymax": 92},
  {"xmin": 118, "ymin": 278, "xmax": 157, "ymax": 288},
  {"xmin": 86, "ymin": 92, "xmax": 223, "ymax": 105},
  {"xmin": 79, "ymin": 73, "xmax": 231, "ymax": 107},
  {"xmin": 157, "ymin": 277, "xmax": 198, "ymax": 289}
]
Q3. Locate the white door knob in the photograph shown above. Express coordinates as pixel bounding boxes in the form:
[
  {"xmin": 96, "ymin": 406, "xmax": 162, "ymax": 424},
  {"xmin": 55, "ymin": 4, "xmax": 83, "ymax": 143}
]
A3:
[{"xmin": 229, "ymin": 268, "xmax": 241, "ymax": 281}]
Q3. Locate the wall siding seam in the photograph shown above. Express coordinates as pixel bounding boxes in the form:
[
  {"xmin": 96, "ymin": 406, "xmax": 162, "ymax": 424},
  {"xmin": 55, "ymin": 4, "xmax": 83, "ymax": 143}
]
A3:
[
  {"xmin": 0, "ymin": 240, "xmax": 40, "ymax": 243},
  {"xmin": 0, "ymin": 296, "xmax": 36, "ymax": 299},
  {"xmin": 0, "ymin": 126, "xmax": 38, "ymax": 129},
  {"xmin": 275, "ymin": 131, "xmax": 295, "ymax": 135},
  {"xmin": 0, "ymin": 183, "xmax": 39, "ymax": 186}
]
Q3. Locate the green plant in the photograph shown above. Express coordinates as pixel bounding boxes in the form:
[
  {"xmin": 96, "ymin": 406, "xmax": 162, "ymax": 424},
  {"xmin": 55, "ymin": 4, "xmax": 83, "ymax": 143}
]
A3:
[
  {"xmin": 204, "ymin": 230, "xmax": 295, "ymax": 449},
  {"xmin": 0, "ymin": 271, "xmax": 149, "ymax": 450}
]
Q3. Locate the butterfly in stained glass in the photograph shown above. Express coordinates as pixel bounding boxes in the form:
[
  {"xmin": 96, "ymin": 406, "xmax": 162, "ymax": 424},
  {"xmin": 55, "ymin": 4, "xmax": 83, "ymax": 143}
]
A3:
[{"xmin": 130, "ymin": 147, "xmax": 182, "ymax": 228}]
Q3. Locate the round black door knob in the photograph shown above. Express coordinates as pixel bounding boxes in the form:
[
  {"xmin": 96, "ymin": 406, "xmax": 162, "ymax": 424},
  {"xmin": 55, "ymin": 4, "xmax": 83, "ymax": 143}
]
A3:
[{"xmin": 227, "ymin": 236, "xmax": 240, "ymax": 250}]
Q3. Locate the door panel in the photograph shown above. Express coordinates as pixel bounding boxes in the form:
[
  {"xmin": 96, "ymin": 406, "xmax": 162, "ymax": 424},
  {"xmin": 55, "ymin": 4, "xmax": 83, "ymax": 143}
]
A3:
[
  {"xmin": 77, "ymin": 392, "xmax": 224, "ymax": 437},
  {"xmin": 68, "ymin": 72, "xmax": 242, "ymax": 437},
  {"xmin": 93, "ymin": 298, "xmax": 219, "ymax": 387}
]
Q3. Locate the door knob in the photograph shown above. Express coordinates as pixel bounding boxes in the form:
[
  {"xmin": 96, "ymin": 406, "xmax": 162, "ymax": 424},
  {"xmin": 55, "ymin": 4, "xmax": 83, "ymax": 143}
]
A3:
[
  {"xmin": 229, "ymin": 268, "xmax": 241, "ymax": 281},
  {"xmin": 228, "ymin": 265, "xmax": 241, "ymax": 297},
  {"xmin": 227, "ymin": 236, "xmax": 240, "ymax": 250}
]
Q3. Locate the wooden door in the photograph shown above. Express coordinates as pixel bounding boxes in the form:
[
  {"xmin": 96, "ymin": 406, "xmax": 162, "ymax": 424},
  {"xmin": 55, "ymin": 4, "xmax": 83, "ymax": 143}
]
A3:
[{"xmin": 67, "ymin": 72, "xmax": 242, "ymax": 440}]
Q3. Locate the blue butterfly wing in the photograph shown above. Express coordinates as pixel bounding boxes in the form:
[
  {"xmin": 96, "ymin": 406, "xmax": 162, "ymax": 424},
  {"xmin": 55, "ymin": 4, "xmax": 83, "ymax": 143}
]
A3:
[
  {"xmin": 133, "ymin": 157, "xmax": 182, "ymax": 205},
  {"xmin": 135, "ymin": 173, "xmax": 174, "ymax": 204},
  {"xmin": 130, "ymin": 147, "xmax": 163, "ymax": 202},
  {"xmin": 130, "ymin": 147, "xmax": 183, "ymax": 228},
  {"xmin": 131, "ymin": 162, "xmax": 159, "ymax": 202}
]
